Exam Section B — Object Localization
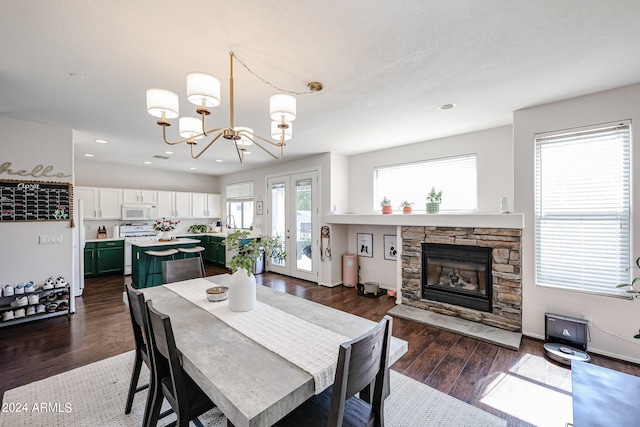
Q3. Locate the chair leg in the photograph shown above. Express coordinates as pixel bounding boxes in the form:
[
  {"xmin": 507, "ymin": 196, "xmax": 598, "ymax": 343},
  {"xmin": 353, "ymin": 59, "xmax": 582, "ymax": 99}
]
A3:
[
  {"xmin": 145, "ymin": 377, "xmax": 164, "ymax": 427},
  {"xmin": 125, "ymin": 349, "xmax": 143, "ymax": 414}
]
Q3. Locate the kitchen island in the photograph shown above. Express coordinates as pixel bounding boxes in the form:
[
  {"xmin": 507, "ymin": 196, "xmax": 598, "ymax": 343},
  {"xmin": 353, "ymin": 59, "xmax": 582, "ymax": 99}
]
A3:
[{"xmin": 131, "ymin": 238, "xmax": 200, "ymax": 289}]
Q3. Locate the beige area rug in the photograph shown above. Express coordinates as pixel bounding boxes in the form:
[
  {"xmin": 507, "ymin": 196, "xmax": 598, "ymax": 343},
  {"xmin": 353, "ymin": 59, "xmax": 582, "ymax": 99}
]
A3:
[{"xmin": 1, "ymin": 351, "xmax": 506, "ymax": 427}]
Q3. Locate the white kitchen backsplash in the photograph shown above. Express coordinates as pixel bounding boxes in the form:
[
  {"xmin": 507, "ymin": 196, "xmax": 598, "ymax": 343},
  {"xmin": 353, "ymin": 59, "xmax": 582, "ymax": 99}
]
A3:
[{"xmin": 84, "ymin": 218, "xmax": 221, "ymax": 239}]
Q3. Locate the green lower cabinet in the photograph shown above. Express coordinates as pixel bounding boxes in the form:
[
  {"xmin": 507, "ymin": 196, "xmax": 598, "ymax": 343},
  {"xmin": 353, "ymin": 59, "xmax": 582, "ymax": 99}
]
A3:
[
  {"xmin": 216, "ymin": 241, "xmax": 226, "ymax": 265},
  {"xmin": 85, "ymin": 240, "xmax": 124, "ymax": 277}
]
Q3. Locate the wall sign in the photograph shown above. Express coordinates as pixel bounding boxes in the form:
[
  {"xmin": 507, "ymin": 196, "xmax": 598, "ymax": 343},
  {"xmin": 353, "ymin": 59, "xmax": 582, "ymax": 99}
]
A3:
[
  {"xmin": 0, "ymin": 179, "xmax": 73, "ymax": 224},
  {"xmin": 0, "ymin": 162, "xmax": 72, "ymax": 178}
]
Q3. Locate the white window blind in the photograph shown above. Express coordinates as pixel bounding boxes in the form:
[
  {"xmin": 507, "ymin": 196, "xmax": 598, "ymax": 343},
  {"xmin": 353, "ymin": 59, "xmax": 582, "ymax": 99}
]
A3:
[
  {"xmin": 535, "ymin": 121, "xmax": 631, "ymax": 296},
  {"xmin": 374, "ymin": 154, "xmax": 477, "ymax": 211}
]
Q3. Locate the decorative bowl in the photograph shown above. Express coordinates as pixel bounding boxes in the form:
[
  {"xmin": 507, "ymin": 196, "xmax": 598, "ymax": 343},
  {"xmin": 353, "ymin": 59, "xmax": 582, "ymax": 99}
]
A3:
[{"xmin": 206, "ymin": 286, "xmax": 229, "ymax": 302}]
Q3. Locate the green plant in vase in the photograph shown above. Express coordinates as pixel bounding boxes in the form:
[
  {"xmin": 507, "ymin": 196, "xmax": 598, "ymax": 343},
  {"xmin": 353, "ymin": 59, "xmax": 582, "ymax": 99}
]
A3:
[
  {"xmin": 380, "ymin": 196, "xmax": 393, "ymax": 214},
  {"xmin": 615, "ymin": 256, "xmax": 640, "ymax": 339},
  {"xmin": 426, "ymin": 187, "xmax": 442, "ymax": 214},
  {"xmin": 188, "ymin": 224, "xmax": 208, "ymax": 234},
  {"xmin": 399, "ymin": 201, "xmax": 413, "ymax": 214},
  {"xmin": 224, "ymin": 230, "xmax": 287, "ymax": 276}
]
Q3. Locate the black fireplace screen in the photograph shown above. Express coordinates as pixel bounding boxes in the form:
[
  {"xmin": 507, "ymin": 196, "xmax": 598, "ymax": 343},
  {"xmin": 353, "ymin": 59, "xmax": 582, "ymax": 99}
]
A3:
[{"xmin": 422, "ymin": 243, "xmax": 492, "ymax": 312}]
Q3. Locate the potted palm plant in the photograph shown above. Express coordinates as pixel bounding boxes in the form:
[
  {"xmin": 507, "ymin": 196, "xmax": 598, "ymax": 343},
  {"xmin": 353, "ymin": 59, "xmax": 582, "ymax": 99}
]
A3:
[
  {"xmin": 399, "ymin": 201, "xmax": 413, "ymax": 214},
  {"xmin": 426, "ymin": 187, "xmax": 442, "ymax": 214},
  {"xmin": 223, "ymin": 230, "xmax": 287, "ymax": 312},
  {"xmin": 380, "ymin": 196, "xmax": 393, "ymax": 214}
]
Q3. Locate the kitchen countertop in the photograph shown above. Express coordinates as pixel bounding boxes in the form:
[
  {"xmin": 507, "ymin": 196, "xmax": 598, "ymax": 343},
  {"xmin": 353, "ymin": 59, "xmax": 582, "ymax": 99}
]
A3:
[
  {"xmin": 86, "ymin": 237, "xmax": 124, "ymax": 243},
  {"xmin": 131, "ymin": 238, "xmax": 201, "ymax": 248}
]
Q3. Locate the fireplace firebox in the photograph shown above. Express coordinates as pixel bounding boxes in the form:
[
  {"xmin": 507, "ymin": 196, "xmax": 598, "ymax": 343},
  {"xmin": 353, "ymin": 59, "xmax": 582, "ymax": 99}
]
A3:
[{"xmin": 421, "ymin": 243, "xmax": 492, "ymax": 312}]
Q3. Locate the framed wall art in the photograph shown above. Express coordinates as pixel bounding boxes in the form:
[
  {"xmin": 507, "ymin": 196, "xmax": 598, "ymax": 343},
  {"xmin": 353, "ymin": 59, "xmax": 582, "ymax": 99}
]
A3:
[
  {"xmin": 384, "ymin": 234, "xmax": 398, "ymax": 260},
  {"xmin": 356, "ymin": 233, "xmax": 373, "ymax": 258}
]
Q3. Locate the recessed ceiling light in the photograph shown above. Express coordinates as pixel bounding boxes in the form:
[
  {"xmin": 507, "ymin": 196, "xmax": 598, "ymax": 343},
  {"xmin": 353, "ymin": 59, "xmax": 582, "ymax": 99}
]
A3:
[
  {"xmin": 215, "ymin": 159, "xmax": 223, "ymax": 163},
  {"xmin": 143, "ymin": 161, "xmax": 152, "ymax": 165},
  {"xmin": 83, "ymin": 153, "xmax": 94, "ymax": 157},
  {"xmin": 95, "ymin": 139, "xmax": 107, "ymax": 144},
  {"xmin": 438, "ymin": 103, "xmax": 456, "ymax": 111},
  {"xmin": 164, "ymin": 151, "xmax": 173, "ymax": 155},
  {"xmin": 244, "ymin": 151, "xmax": 252, "ymax": 155},
  {"xmin": 68, "ymin": 72, "xmax": 85, "ymax": 79},
  {"xmin": 189, "ymin": 167, "xmax": 196, "ymax": 170}
]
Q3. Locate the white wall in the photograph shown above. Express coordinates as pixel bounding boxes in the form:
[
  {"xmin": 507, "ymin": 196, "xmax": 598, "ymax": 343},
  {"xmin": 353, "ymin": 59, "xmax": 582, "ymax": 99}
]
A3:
[
  {"xmin": 514, "ymin": 83, "xmax": 640, "ymax": 363},
  {"xmin": 75, "ymin": 159, "xmax": 220, "ymax": 193},
  {"xmin": 347, "ymin": 126, "xmax": 514, "ymax": 214},
  {"xmin": 0, "ymin": 116, "xmax": 74, "ymax": 285}
]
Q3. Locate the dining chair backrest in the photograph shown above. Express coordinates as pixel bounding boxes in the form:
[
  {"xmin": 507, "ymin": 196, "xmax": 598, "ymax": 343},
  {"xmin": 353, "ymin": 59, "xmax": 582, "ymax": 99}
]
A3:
[
  {"xmin": 162, "ymin": 257, "xmax": 203, "ymax": 284},
  {"xmin": 329, "ymin": 314, "xmax": 392, "ymax": 426},
  {"xmin": 125, "ymin": 283, "xmax": 148, "ymax": 348},
  {"xmin": 145, "ymin": 300, "xmax": 189, "ymax": 412}
]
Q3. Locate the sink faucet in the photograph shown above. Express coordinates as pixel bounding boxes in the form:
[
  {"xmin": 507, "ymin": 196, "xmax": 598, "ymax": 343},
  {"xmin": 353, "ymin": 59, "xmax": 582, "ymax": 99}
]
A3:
[{"xmin": 226, "ymin": 214, "xmax": 237, "ymax": 230}]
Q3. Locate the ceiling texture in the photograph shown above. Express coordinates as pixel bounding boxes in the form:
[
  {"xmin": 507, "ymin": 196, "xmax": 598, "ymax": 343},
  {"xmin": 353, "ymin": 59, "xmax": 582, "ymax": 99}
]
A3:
[{"xmin": 2, "ymin": 0, "xmax": 640, "ymax": 176}]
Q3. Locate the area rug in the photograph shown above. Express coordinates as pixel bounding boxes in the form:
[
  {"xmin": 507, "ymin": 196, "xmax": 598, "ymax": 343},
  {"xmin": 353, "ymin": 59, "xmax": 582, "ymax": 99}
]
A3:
[{"xmin": 1, "ymin": 351, "xmax": 506, "ymax": 427}]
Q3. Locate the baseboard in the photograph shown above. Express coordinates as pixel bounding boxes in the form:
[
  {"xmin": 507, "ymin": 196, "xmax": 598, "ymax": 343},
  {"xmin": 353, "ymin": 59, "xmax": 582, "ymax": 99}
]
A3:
[{"xmin": 319, "ymin": 281, "xmax": 342, "ymax": 288}]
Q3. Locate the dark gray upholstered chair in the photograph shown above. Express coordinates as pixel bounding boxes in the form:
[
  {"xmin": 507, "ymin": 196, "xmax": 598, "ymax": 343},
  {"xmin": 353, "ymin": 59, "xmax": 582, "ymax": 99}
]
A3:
[
  {"xmin": 145, "ymin": 300, "xmax": 216, "ymax": 427},
  {"xmin": 161, "ymin": 257, "xmax": 204, "ymax": 284},
  {"xmin": 278, "ymin": 315, "xmax": 392, "ymax": 427}
]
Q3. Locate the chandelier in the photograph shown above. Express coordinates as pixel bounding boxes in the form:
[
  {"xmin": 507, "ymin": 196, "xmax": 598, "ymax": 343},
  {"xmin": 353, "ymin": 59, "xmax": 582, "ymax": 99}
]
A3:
[{"xmin": 145, "ymin": 52, "xmax": 322, "ymax": 163}]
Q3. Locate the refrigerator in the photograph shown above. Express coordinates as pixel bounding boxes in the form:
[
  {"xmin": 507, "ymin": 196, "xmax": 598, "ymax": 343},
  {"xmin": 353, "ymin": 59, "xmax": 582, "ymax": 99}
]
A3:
[{"xmin": 71, "ymin": 199, "xmax": 85, "ymax": 312}]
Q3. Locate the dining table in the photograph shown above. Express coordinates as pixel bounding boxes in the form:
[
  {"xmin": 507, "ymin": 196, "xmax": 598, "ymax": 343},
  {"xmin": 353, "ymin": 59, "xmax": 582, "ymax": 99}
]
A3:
[{"xmin": 141, "ymin": 274, "xmax": 408, "ymax": 427}]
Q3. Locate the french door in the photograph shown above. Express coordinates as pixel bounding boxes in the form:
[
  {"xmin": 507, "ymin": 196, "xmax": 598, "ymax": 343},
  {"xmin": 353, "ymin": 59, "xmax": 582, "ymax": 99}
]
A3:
[{"xmin": 267, "ymin": 171, "xmax": 317, "ymax": 282}]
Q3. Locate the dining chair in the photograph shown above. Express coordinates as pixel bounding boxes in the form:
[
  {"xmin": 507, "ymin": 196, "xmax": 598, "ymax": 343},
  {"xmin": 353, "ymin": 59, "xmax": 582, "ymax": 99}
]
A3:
[
  {"xmin": 124, "ymin": 284, "xmax": 173, "ymax": 425},
  {"xmin": 161, "ymin": 257, "xmax": 204, "ymax": 284},
  {"xmin": 145, "ymin": 300, "xmax": 216, "ymax": 427},
  {"xmin": 277, "ymin": 315, "xmax": 393, "ymax": 427}
]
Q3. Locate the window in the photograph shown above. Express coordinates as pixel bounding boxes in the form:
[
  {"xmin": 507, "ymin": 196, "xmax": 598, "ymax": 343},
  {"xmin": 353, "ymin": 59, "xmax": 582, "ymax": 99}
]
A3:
[
  {"xmin": 374, "ymin": 154, "xmax": 477, "ymax": 211},
  {"xmin": 226, "ymin": 181, "xmax": 253, "ymax": 229},
  {"xmin": 535, "ymin": 121, "xmax": 631, "ymax": 296}
]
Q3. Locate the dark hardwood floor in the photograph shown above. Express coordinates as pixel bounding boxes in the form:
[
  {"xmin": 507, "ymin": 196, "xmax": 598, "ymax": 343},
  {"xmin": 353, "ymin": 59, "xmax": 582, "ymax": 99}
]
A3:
[{"xmin": 1, "ymin": 264, "xmax": 639, "ymax": 426}]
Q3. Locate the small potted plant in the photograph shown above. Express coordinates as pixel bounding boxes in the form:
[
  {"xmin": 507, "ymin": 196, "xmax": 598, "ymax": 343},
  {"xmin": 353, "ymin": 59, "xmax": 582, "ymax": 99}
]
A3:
[
  {"xmin": 380, "ymin": 196, "xmax": 393, "ymax": 214},
  {"xmin": 426, "ymin": 187, "xmax": 442, "ymax": 214},
  {"xmin": 188, "ymin": 224, "xmax": 208, "ymax": 234},
  {"xmin": 399, "ymin": 201, "xmax": 413, "ymax": 214}
]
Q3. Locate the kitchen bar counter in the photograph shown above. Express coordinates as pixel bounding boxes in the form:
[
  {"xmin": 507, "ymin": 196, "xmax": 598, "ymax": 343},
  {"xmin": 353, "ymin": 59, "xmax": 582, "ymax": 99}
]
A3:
[
  {"xmin": 85, "ymin": 237, "xmax": 124, "ymax": 243},
  {"xmin": 131, "ymin": 239, "xmax": 200, "ymax": 288}
]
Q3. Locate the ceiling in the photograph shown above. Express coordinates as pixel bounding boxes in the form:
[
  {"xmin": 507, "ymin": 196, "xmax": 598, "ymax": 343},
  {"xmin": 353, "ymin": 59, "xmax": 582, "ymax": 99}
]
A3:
[{"xmin": 2, "ymin": 1, "xmax": 640, "ymax": 176}]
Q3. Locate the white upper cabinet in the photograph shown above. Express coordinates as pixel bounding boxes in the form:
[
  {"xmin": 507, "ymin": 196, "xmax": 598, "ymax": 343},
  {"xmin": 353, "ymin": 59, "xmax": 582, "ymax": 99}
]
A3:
[
  {"xmin": 76, "ymin": 187, "xmax": 122, "ymax": 219},
  {"xmin": 122, "ymin": 189, "xmax": 157, "ymax": 204},
  {"xmin": 156, "ymin": 191, "xmax": 192, "ymax": 218},
  {"xmin": 191, "ymin": 193, "xmax": 221, "ymax": 218}
]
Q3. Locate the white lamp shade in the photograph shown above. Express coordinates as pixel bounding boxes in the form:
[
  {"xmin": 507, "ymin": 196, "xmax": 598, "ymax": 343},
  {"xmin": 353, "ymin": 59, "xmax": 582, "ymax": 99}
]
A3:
[
  {"xmin": 271, "ymin": 120, "xmax": 293, "ymax": 141},
  {"xmin": 234, "ymin": 127, "xmax": 254, "ymax": 145},
  {"xmin": 187, "ymin": 72, "xmax": 221, "ymax": 107},
  {"xmin": 269, "ymin": 94, "xmax": 296, "ymax": 121},
  {"xmin": 179, "ymin": 117, "xmax": 203, "ymax": 140},
  {"xmin": 146, "ymin": 88, "xmax": 179, "ymax": 119}
]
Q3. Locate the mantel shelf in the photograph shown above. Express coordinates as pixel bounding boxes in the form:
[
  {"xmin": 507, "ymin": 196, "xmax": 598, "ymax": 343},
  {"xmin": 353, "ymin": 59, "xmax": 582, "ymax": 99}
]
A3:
[{"xmin": 324, "ymin": 213, "xmax": 525, "ymax": 229}]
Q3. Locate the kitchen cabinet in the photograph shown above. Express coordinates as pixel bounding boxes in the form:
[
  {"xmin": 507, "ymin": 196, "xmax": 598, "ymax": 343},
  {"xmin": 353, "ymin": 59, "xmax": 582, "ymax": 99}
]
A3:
[
  {"xmin": 122, "ymin": 189, "xmax": 157, "ymax": 204},
  {"xmin": 202, "ymin": 236, "xmax": 226, "ymax": 265},
  {"xmin": 157, "ymin": 191, "xmax": 192, "ymax": 219},
  {"xmin": 191, "ymin": 193, "xmax": 221, "ymax": 219},
  {"xmin": 84, "ymin": 240, "xmax": 124, "ymax": 277},
  {"xmin": 76, "ymin": 187, "xmax": 122, "ymax": 219}
]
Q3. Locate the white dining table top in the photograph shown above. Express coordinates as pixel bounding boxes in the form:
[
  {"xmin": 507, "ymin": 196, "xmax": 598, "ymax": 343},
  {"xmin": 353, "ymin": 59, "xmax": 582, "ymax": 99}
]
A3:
[{"xmin": 141, "ymin": 274, "xmax": 408, "ymax": 427}]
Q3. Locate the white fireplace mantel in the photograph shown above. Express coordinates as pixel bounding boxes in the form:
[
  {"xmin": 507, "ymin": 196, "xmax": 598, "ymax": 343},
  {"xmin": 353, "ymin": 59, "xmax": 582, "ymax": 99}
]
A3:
[{"xmin": 324, "ymin": 213, "xmax": 524, "ymax": 229}]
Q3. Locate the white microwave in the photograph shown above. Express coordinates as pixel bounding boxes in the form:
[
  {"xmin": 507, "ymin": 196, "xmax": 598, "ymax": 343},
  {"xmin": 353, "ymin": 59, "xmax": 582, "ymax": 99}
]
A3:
[{"xmin": 121, "ymin": 204, "xmax": 157, "ymax": 221}]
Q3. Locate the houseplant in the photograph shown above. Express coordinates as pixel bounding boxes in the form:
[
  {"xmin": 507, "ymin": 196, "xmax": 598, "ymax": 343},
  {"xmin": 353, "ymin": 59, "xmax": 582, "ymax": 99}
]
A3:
[
  {"xmin": 223, "ymin": 230, "xmax": 287, "ymax": 311},
  {"xmin": 426, "ymin": 187, "xmax": 442, "ymax": 214},
  {"xmin": 188, "ymin": 224, "xmax": 208, "ymax": 234},
  {"xmin": 380, "ymin": 196, "xmax": 393, "ymax": 214},
  {"xmin": 399, "ymin": 201, "xmax": 413, "ymax": 214},
  {"xmin": 154, "ymin": 218, "xmax": 180, "ymax": 240},
  {"xmin": 615, "ymin": 256, "xmax": 640, "ymax": 339}
]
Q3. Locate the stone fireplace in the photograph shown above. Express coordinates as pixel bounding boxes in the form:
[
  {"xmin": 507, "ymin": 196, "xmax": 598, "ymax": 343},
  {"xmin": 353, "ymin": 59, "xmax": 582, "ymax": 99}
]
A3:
[{"xmin": 402, "ymin": 226, "xmax": 522, "ymax": 332}]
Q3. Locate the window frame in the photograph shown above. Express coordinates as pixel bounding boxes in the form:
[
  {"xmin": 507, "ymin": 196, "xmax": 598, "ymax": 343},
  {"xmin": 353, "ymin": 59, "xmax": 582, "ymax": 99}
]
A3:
[
  {"xmin": 534, "ymin": 120, "xmax": 632, "ymax": 297},
  {"xmin": 226, "ymin": 181, "xmax": 254, "ymax": 230}
]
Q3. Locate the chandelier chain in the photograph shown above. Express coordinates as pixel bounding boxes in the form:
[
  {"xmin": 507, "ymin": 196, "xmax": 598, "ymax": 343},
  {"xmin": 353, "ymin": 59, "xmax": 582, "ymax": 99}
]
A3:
[{"xmin": 232, "ymin": 52, "xmax": 314, "ymax": 96}]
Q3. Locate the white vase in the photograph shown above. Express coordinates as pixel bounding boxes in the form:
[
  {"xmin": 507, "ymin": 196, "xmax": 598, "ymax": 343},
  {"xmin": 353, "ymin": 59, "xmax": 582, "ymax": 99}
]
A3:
[
  {"xmin": 160, "ymin": 231, "xmax": 172, "ymax": 240},
  {"xmin": 228, "ymin": 268, "xmax": 256, "ymax": 312}
]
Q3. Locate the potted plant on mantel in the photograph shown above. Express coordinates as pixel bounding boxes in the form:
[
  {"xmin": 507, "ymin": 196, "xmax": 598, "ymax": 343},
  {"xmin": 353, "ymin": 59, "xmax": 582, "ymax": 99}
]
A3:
[
  {"xmin": 399, "ymin": 201, "xmax": 413, "ymax": 214},
  {"xmin": 380, "ymin": 196, "xmax": 393, "ymax": 214},
  {"xmin": 223, "ymin": 230, "xmax": 287, "ymax": 312},
  {"xmin": 615, "ymin": 256, "xmax": 640, "ymax": 339},
  {"xmin": 426, "ymin": 187, "xmax": 442, "ymax": 214}
]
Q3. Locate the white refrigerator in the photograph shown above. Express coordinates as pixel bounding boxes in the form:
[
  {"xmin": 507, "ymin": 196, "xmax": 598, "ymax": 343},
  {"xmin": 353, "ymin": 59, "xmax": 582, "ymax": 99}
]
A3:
[{"xmin": 71, "ymin": 199, "xmax": 85, "ymax": 311}]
